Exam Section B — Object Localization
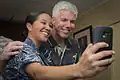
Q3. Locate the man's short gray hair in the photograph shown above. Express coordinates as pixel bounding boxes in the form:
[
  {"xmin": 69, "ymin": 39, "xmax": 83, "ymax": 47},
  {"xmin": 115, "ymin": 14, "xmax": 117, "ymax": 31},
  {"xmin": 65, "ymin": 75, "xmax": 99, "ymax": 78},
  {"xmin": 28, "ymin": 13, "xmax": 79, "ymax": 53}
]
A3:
[{"xmin": 52, "ymin": 1, "xmax": 78, "ymax": 18}]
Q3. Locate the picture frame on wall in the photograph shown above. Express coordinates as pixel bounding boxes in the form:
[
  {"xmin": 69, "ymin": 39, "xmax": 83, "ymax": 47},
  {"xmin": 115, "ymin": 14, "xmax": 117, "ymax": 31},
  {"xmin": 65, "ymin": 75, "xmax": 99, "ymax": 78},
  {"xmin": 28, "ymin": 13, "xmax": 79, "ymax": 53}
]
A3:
[{"xmin": 73, "ymin": 25, "xmax": 92, "ymax": 53}]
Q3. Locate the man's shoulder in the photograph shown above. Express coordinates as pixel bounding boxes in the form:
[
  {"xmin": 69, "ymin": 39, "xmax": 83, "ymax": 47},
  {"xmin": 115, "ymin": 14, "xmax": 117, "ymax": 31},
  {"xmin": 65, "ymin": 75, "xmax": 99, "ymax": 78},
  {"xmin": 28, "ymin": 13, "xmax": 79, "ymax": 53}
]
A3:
[
  {"xmin": 0, "ymin": 36, "xmax": 13, "ymax": 42},
  {"xmin": 68, "ymin": 38, "xmax": 78, "ymax": 43},
  {"xmin": 0, "ymin": 36, "xmax": 13, "ymax": 54},
  {"xmin": 67, "ymin": 38, "xmax": 79, "ymax": 46},
  {"xmin": 22, "ymin": 44, "xmax": 37, "ymax": 54}
]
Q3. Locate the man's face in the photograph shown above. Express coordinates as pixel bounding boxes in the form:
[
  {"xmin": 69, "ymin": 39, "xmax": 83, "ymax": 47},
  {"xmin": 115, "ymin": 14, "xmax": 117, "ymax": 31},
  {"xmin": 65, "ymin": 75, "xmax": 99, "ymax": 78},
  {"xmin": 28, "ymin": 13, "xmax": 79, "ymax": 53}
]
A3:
[{"xmin": 52, "ymin": 10, "xmax": 76, "ymax": 39}]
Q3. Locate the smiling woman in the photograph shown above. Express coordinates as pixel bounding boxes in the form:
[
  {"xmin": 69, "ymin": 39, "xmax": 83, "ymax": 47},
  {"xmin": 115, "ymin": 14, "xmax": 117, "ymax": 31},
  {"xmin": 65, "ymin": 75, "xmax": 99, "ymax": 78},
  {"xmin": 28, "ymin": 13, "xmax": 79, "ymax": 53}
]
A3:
[
  {"xmin": 3, "ymin": 11, "xmax": 53, "ymax": 79},
  {"xmin": 24, "ymin": 12, "xmax": 52, "ymax": 45}
]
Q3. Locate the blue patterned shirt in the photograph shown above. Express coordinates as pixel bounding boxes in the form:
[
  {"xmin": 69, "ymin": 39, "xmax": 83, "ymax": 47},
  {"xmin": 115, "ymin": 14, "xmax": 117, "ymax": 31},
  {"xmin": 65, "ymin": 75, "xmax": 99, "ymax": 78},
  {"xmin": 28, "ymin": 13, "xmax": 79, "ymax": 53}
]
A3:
[
  {"xmin": 3, "ymin": 37, "xmax": 81, "ymax": 80},
  {"xmin": 3, "ymin": 38, "xmax": 45, "ymax": 80}
]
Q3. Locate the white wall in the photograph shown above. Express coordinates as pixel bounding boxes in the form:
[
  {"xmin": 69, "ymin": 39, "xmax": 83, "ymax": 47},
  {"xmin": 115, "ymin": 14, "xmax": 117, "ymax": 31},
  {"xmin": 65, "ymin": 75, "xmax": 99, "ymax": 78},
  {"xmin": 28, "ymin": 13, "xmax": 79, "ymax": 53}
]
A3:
[
  {"xmin": 76, "ymin": 0, "xmax": 120, "ymax": 29},
  {"xmin": 76, "ymin": 0, "xmax": 120, "ymax": 80}
]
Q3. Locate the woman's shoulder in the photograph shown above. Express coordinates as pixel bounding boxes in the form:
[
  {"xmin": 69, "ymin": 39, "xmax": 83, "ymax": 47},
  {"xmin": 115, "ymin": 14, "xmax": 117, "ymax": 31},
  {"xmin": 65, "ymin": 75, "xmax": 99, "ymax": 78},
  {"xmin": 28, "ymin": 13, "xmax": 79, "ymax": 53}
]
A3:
[
  {"xmin": 5, "ymin": 43, "xmax": 42, "ymax": 70},
  {"xmin": 21, "ymin": 43, "xmax": 38, "ymax": 54}
]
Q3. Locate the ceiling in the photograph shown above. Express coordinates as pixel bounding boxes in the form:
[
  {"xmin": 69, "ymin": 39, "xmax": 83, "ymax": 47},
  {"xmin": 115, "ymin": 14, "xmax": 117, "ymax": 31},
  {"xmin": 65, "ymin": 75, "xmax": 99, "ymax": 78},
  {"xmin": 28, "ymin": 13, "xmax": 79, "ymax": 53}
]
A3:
[{"xmin": 0, "ymin": 0, "xmax": 107, "ymax": 22}]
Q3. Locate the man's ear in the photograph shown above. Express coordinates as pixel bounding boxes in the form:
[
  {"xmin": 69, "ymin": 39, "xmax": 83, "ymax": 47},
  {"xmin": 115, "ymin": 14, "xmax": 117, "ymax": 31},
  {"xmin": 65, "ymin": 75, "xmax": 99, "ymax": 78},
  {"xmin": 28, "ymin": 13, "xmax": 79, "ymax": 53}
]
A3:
[{"xmin": 26, "ymin": 23, "xmax": 32, "ymax": 31}]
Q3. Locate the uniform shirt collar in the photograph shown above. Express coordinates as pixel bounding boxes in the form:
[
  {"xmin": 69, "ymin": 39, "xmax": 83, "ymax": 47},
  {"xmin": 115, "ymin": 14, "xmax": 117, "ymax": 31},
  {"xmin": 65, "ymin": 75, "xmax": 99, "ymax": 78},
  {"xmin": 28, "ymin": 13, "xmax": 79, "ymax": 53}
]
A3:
[
  {"xmin": 48, "ymin": 36, "xmax": 72, "ymax": 48},
  {"xmin": 24, "ymin": 37, "xmax": 38, "ymax": 51}
]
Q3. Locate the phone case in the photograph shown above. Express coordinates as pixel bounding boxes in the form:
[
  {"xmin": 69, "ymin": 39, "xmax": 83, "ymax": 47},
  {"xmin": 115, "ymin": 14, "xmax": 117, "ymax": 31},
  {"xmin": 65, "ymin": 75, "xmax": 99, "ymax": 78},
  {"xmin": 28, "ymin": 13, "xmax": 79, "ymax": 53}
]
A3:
[{"xmin": 92, "ymin": 26, "xmax": 113, "ymax": 58}]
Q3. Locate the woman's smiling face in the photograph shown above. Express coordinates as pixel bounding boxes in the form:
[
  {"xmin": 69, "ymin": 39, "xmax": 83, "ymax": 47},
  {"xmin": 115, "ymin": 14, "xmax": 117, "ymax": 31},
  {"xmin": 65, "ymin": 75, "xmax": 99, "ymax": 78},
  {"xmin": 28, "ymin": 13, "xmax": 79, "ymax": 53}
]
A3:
[{"xmin": 27, "ymin": 13, "xmax": 52, "ymax": 43}]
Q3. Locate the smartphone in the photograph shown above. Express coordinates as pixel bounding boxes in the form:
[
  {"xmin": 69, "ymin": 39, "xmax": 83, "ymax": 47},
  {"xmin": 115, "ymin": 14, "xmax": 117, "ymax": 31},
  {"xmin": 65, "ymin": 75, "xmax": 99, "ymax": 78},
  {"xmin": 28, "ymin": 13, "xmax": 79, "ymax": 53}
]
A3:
[{"xmin": 92, "ymin": 26, "xmax": 113, "ymax": 58}]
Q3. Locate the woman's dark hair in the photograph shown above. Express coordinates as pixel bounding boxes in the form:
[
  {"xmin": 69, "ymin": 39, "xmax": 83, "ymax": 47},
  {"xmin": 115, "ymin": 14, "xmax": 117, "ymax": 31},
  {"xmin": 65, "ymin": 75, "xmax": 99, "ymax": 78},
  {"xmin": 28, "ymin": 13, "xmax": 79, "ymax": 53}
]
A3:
[{"xmin": 23, "ymin": 11, "xmax": 48, "ymax": 38}]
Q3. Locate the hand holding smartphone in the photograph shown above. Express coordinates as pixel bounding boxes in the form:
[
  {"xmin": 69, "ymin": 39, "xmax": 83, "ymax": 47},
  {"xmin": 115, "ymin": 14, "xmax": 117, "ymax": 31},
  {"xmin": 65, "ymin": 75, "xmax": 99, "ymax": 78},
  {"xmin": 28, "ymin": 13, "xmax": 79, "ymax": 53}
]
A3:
[{"xmin": 92, "ymin": 26, "xmax": 113, "ymax": 58}]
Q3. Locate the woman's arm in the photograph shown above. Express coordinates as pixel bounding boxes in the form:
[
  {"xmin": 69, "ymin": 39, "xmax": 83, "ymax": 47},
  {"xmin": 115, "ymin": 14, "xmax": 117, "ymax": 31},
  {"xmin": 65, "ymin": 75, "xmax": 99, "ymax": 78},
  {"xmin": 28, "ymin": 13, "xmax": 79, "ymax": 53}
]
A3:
[
  {"xmin": 25, "ymin": 63, "xmax": 81, "ymax": 80},
  {"xmin": 25, "ymin": 43, "xmax": 115, "ymax": 80}
]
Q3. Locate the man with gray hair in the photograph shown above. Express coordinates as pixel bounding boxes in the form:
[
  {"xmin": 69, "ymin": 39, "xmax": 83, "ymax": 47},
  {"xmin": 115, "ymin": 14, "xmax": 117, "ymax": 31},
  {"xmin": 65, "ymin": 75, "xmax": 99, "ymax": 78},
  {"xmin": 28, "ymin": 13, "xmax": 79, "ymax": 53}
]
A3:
[
  {"xmin": 39, "ymin": 1, "xmax": 80, "ymax": 66},
  {"xmin": 0, "ymin": 1, "xmax": 115, "ymax": 79},
  {"xmin": 39, "ymin": 0, "xmax": 114, "ymax": 78}
]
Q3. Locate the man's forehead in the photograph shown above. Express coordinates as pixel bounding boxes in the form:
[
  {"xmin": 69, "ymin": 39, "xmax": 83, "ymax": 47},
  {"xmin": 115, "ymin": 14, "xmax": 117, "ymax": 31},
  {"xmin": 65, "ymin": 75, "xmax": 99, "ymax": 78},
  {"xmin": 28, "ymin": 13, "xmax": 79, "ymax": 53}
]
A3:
[{"xmin": 59, "ymin": 10, "xmax": 76, "ymax": 20}]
